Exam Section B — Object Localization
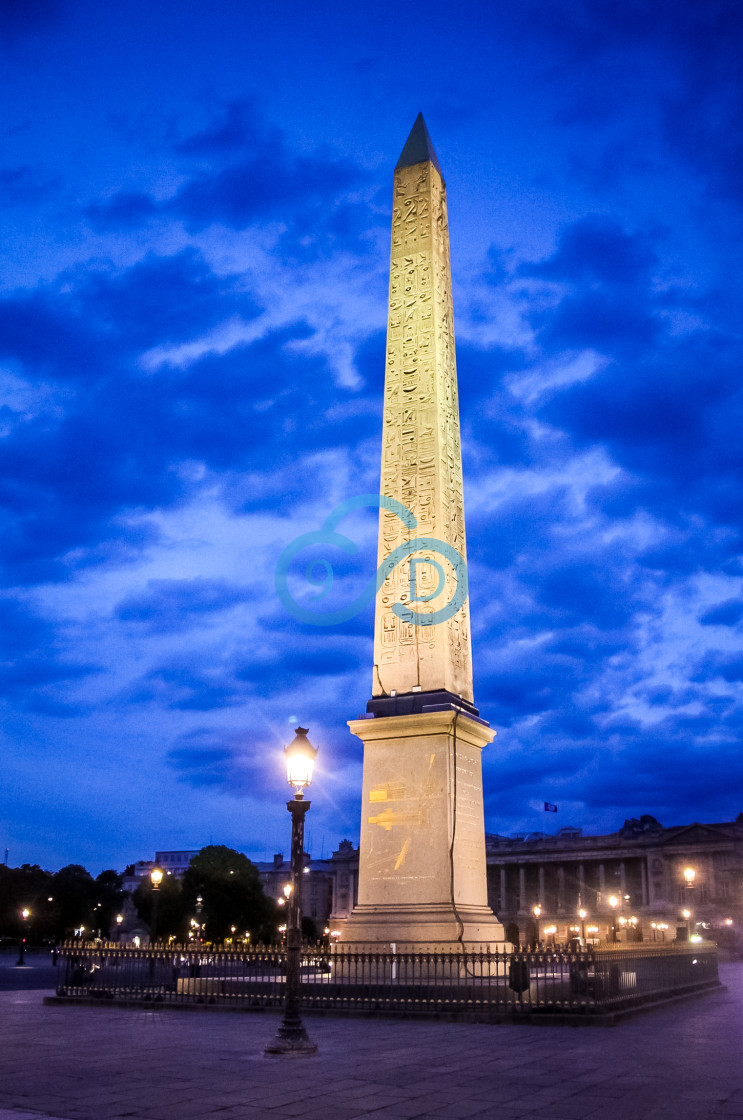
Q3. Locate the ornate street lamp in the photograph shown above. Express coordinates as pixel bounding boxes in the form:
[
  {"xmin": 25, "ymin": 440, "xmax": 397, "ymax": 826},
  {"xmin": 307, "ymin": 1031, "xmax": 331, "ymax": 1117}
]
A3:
[
  {"xmin": 265, "ymin": 727, "xmax": 318, "ymax": 1057},
  {"xmin": 150, "ymin": 866, "xmax": 163, "ymax": 944},
  {"xmin": 15, "ymin": 908, "xmax": 30, "ymax": 967}
]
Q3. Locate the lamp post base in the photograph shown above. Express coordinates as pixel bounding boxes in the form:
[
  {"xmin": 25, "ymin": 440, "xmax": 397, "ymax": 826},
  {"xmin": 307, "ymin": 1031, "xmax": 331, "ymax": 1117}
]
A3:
[{"xmin": 264, "ymin": 1011, "xmax": 317, "ymax": 1056}]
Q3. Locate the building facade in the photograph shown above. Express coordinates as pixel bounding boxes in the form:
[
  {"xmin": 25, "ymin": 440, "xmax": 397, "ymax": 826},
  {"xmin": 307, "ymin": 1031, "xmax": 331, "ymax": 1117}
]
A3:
[
  {"xmin": 486, "ymin": 815, "xmax": 743, "ymax": 949},
  {"xmin": 254, "ymin": 840, "xmax": 358, "ymax": 935}
]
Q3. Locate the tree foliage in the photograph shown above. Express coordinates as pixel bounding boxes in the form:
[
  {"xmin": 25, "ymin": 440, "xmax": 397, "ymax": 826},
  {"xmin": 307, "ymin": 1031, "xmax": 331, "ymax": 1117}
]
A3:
[
  {"xmin": 133, "ymin": 873, "xmax": 186, "ymax": 940},
  {"xmin": 181, "ymin": 845, "xmax": 276, "ymax": 942},
  {"xmin": 0, "ymin": 862, "xmax": 124, "ymax": 941}
]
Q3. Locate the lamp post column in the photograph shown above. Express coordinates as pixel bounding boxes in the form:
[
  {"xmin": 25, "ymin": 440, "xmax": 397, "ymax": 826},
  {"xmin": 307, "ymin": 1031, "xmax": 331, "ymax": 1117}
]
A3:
[
  {"xmin": 287, "ymin": 798, "xmax": 310, "ymax": 1037},
  {"xmin": 266, "ymin": 796, "xmax": 316, "ymax": 1054},
  {"xmin": 265, "ymin": 725, "xmax": 318, "ymax": 1057}
]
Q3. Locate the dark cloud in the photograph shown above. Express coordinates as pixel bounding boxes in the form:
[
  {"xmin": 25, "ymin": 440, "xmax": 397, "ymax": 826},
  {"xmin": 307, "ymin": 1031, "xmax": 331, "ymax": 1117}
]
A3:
[
  {"xmin": 124, "ymin": 662, "xmax": 241, "ymax": 712},
  {"xmin": 86, "ymin": 100, "xmax": 366, "ymax": 236},
  {"xmin": 0, "ymin": 164, "xmax": 57, "ymax": 204},
  {"xmin": 116, "ymin": 578, "xmax": 255, "ymax": 632},
  {"xmin": 692, "ymin": 652, "xmax": 743, "ymax": 686},
  {"xmin": 123, "ymin": 631, "xmax": 364, "ymax": 713},
  {"xmin": 85, "ymin": 190, "xmax": 158, "ymax": 231},
  {"xmin": 174, "ymin": 99, "xmax": 269, "ymax": 159},
  {"xmin": 531, "ymin": 216, "xmax": 656, "ymax": 287},
  {"xmin": 699, "ymin": 599, "xmax": 743, "ymax": 628},
  {"xmin": 166, "ymin": 727, "xmax": 267, "ymax": 793},
  {"xmin": 0, "ymin": 596, "xmax": 98, "ymax": 714}
]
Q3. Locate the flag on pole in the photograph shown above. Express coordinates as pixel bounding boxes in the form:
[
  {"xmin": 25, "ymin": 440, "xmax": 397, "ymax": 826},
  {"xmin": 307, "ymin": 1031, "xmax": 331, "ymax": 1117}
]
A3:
[{"xmin": 544, "ymin": 802, "xmax": 558, "ymax": 812}]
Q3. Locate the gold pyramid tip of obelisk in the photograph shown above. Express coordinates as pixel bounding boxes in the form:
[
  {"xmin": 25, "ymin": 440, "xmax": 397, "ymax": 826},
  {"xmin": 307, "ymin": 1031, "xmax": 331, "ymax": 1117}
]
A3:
[{"xmin": 395, "ymin": 112, "xmax": 444, "ymax": 179}]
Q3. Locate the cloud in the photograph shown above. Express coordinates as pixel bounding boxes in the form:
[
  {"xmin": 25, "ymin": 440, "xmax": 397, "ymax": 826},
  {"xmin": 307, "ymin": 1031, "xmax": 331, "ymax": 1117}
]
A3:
[
  {"xmin": 699, "ymin": 599, "xmax": 743, "ymax": 628},
  {"xmin": 0, "ymin": 164, "xmax": 57, "ymax": 204},
  {"xmin": 166, "ymin": 725, "xmax": 279, "ymax": 794},
  {"xmin": 116, "ymin": 577, "xmax": 255, "ymax": 632},
  {"xmin": 0, "ymin": 595, "xmax": 99, "ymax": 714},
  {"xmin": 85, "ymin": 99, "xmax": 366, "ymax": 238}
]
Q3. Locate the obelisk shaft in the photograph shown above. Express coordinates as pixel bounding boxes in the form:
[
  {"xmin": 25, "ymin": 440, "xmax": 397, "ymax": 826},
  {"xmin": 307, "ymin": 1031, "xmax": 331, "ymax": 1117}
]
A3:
[
  {"xmin": 372, "ymin": 115, "xmax": 473, "ymax": 704},
  {"xmin": 343, "ymin": 117, "xmax": 502, "ymax": 950}
]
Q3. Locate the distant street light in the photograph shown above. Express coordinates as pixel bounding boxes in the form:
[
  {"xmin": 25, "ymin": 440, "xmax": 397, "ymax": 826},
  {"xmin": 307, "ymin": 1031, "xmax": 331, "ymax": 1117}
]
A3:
[
  {"xmin": 15, "ymin": 908, "xmax": 30, "ymax": 967},
  {"xmin": 608, "ymin": 895, "xmax": 619, "ymax": 943},
  {"xmin": 265, "ymin": 727, "xmax": 318, "ymax": 1057},
  {"xmin": 150, "ymin": 866, "xmax": 163, "ymax": 944}
]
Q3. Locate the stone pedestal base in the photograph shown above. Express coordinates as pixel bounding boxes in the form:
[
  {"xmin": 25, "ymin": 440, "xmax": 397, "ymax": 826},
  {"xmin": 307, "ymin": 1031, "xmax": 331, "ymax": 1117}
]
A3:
[
  {"xmin": 338, "ymin": 902, "xmax": 504, "ymax": 952},
  {"xmin": 341, "ymin": 709, "xmax": 505, "ymax": 951}
]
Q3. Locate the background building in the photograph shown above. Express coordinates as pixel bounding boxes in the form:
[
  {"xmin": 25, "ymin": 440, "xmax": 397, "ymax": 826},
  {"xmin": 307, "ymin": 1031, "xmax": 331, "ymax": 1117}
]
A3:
[{"xmin": 486, "ymin": 815, "xmax": 743, "ymax": 950}]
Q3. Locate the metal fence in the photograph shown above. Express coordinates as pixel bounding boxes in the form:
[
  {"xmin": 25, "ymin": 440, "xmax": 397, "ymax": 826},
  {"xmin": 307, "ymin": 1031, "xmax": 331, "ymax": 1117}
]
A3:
[{"xmin": 52, "ymin": 942, "xmax": 720, "ymax": 1020}]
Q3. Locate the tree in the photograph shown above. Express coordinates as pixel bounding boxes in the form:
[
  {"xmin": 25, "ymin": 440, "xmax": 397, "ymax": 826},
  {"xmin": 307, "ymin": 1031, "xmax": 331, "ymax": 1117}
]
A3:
[
  {"xmin": 51, "ymin": 864, "xmax": 97, "ymax": 940},
  {"xmin": 95, "ymin": 869, "xmax": 125, "ymax": 937},
  {"xmin": 133, "ymin": 873, "xmax": 186, "ymax": 941},
  {"xmin": 0, "ymin": 864, "xmax": 54, "ymax": 940},
  {"xmin": 181, "ymin": 846, "xmax": 276, "ymax": 942}
]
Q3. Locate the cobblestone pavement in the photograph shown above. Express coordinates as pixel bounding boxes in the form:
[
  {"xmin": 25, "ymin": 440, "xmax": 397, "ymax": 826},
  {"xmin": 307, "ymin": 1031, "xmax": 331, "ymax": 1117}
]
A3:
[{"xmin": 0, "ymin": 964, "xmax": 741, "ymax": 1120}]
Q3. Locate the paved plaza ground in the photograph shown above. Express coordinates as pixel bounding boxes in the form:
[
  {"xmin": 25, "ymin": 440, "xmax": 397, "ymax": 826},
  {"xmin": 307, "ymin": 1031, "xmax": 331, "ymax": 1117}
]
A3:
[{"xmin": 0, "ymin": 955, "xmax": 741, "ymax": 1120}]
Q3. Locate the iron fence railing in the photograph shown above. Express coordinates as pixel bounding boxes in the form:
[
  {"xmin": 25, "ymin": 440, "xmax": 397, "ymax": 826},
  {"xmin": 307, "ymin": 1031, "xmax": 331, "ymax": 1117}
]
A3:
[{"xmin": 52, "ymin": 942, "xmax": 720, "ymax": 1019}]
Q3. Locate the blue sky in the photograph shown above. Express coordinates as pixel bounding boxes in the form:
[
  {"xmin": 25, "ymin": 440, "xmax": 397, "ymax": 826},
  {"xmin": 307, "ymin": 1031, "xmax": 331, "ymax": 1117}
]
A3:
[{"xmin": 1, "ymin": 0, "xmax": 742, "ymax": 872}]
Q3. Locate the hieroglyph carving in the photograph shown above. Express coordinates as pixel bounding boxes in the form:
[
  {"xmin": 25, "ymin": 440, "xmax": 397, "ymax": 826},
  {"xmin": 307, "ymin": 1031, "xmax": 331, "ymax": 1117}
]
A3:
[{"xmin": 373, "ymin": 160, "xmax": 473, "ymax": 702}]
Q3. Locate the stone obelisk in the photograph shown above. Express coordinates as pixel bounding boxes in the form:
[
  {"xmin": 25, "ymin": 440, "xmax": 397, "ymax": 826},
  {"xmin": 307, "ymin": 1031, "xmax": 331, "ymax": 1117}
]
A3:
[{"xmin": 342, "ymin": 115, "xmax": 504, "ymax": 949}]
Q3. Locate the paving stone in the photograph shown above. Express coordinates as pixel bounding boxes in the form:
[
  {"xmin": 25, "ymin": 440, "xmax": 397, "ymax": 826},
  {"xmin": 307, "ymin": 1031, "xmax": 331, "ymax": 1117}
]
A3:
[{"xmin": 0, "ymin": 965, "xmax": 741, "ymax": 1120}]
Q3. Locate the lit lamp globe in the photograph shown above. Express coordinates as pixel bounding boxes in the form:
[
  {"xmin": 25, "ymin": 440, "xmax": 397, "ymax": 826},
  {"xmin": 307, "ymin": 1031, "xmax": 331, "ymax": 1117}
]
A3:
[
  {"xmin": 284, "ymin": 727, "xmax": 318, "ymax": 798},
  {"xmin": 150, "ymin": 867, "xmax": 163, "ymax": 889},
  {"xmin": 683, "ymin": 867, "xmax": 696, "ymax": 885}
]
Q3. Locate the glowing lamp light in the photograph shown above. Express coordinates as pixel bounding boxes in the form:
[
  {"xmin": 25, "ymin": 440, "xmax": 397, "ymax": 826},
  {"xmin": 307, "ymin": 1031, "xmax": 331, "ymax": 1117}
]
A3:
[
  {"xmin": 532, "ymin": 904, "xmax": 542, "ymax": 918},
  {"xmin": 683, "ymin": 867, "xmax": 696, "ymax": 884},
  {"xmin": 116, "ymin": 914, "xmax": 123, "ymax": 925},
  {"xmin": 608, "ymin": 895, "xmax": 619, "ymax": 908},
  {"xmin": 682, "ymin": 908, "xmax": 691, "ymax": 919},
  {"xmin": 284, "ymin": 727, "xmax": 318, "ymax": 797},
  {"xmin": 724, "ymin": 918, "xmax": 734, "ymax": 926},
  {"xmin": 545, "ymin": 925, "xmax": 557, "ymax": 935},
  {"xmin": 586, "ymin": 925, "xmax": 599, "ymax": 934},
  {"xmin": 283, "ymin": 884, "xmax": 293, "ymax": 899},
  {"xmin": 21, "ymin": 908, "xmax": 30, "ymax": 919},
  {"xmin": 150, "ymin": 867, "xmax": 163, "ymax": 888},
  {"xmin": 578, "ymin": 908, "xmax": 587, "ymax": 920},
  {"xmin": 690, "ymin": 934, "xmax": 703, "ymax": 943}
]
